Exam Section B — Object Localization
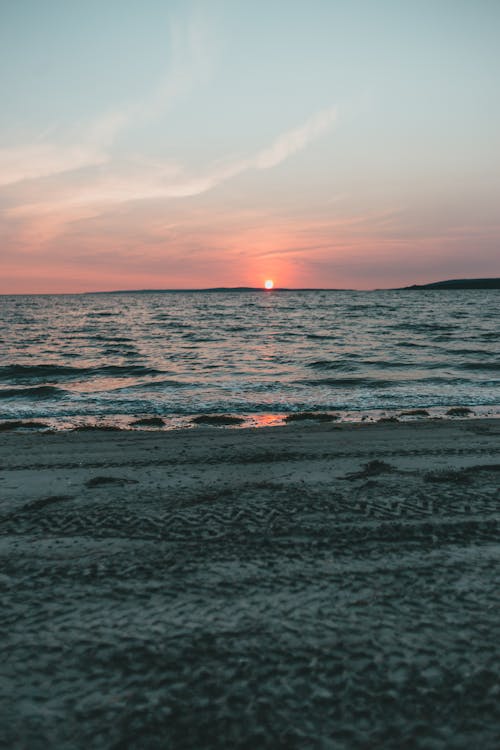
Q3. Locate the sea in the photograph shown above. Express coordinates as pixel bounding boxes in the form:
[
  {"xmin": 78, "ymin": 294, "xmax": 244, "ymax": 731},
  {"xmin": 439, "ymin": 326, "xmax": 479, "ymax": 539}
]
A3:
[{"xmin": 0, "ymin": 290, "xmax": 499, "ymax": 429}]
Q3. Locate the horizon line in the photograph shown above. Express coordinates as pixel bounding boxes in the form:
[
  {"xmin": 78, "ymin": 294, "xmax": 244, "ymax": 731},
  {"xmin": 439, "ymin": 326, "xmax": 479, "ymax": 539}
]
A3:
[{"xmin": 1, "ymin": 277, "xmax": 499, "ymax": 296}]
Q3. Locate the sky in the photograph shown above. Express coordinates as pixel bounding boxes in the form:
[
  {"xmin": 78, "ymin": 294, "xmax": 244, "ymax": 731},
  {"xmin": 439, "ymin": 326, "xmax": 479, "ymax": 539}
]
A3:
[{"xmin": 1, "ymin": 0, "xmax": 499, "ymax": 293}]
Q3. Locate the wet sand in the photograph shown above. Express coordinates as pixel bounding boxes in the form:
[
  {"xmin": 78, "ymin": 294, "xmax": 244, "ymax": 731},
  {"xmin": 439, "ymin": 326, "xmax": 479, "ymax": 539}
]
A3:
[{"xmin": 1, "ymin": 419, "xmax": 499, "ymax": 749}]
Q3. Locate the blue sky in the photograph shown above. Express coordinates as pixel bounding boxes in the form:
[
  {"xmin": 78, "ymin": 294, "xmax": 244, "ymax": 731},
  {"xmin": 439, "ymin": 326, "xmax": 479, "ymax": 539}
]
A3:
[{"xmin": 1, "ymin": 0, "xmax": 499, "ymax": 291}]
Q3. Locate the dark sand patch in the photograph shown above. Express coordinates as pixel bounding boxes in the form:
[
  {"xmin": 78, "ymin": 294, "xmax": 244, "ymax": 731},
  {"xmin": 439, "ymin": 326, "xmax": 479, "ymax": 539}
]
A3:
[
  {"xmin": 85, "ymin": 476, "xmax": 139, "ymax": 488},
  {"xmin": 284, "ymin": 412, "xmax": 339, "ymax": 422},
  {"xmin": 468, "ymin": 463, "xmax": 500, "ymax": 473},
  {"xmin": 22, "ymin": 495, "xmax": 73, "ymax": 512},
  {"xmin": 72, "ymin": 424, "xmax": 124, "ymax": 432},
  {"xmin": 0, "ymin": 420, "xmax": 49, "ymax": 431},
  {"xmin": 192, "ymin": 415, "xmax": 245, "ymax": 426},
  {"xmin": 425, "ymin": 463, "xmax": 500, "ymax": 484},
  {"xmin": 341, "ymin": 459, "xmax": 394, "ymax": 480},
  {"xmin": 130, "ymin": 417, "xmax": 166, "ymax": 427},
  {"xmin": 0, "ymin": 495, "xmax": 73, "ymax": 525},
  {"xmin": 446, "ymin": 407, "xmax": 473, "ymax": 416},
  {"xmin": 399, "ymin": 409, "xmax": 430, "ymax": 417},
  {"xmin": 425, "ymin": 469, "xmax": 472, "ymax": 485}
]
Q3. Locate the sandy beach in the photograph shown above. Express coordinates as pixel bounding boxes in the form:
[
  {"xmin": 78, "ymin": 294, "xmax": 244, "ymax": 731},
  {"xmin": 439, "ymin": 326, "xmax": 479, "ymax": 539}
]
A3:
[{"xmin": 1, "ymin": 418, "xmax": 499, "ymax": 748}]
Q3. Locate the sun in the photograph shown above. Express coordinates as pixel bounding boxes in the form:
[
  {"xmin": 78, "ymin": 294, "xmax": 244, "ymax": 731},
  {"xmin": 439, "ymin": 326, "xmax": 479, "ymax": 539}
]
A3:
[{"xmin": 264, "ymin": 279, "xmax": 274, "ymax": 290}]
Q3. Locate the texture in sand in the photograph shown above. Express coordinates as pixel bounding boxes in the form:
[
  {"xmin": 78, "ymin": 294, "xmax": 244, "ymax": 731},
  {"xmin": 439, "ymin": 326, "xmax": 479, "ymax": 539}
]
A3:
[{"xmin": 1, "ymin": 420, "xmax": 499, "ymax": 748}]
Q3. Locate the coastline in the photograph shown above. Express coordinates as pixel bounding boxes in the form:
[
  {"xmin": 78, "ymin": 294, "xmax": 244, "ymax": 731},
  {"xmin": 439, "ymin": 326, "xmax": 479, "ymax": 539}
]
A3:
[
  {"xmin": 1, "ymin": 418, "xmax": 499, "ymax": 748},
  {"xmin": 1, "ymin": 401, "xmax": 500, "ymax": 432}
]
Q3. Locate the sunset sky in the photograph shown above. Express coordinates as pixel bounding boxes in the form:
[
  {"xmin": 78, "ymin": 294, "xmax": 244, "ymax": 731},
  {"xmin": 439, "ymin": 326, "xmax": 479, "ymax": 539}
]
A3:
[{"xmin": 1, "ymin": 0, "xmax": 499, "ymax": 293}]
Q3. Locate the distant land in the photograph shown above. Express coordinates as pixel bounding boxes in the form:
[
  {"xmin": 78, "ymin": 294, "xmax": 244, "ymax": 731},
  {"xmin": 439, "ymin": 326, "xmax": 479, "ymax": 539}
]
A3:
[
  {"xmin": 87, "ymin": 287, "xmax": 348, "ymax": 294},
  {"xmin": 401, "ymin": 278, "xmax": 500, "ymax": 290},
  {"xmin": 86, "ymin": 278, "xmax": 500, "ymax": 294}
]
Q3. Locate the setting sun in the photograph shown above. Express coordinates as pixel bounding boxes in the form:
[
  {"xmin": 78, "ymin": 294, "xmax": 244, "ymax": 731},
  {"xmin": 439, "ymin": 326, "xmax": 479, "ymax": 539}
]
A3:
[{"xmin": 264, "ymin": 279, "xmax": 274, "ymax": 290}]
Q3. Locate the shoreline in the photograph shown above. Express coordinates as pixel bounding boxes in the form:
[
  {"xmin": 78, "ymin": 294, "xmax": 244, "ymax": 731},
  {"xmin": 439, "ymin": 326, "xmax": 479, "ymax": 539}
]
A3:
[
  {"xmin": 1, "ymin": 418, "xmax": 500, "ymax": 747},
  {"xmin": 1, "ymin": 402, "xmax": 500, "ymax": 432}
]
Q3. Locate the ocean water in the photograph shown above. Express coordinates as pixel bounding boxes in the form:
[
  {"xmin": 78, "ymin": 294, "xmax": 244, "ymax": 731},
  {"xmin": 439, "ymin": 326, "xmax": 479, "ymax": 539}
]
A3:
[{"xmin": 0, "ymin": 290, "xmax": 499, "ymax": 428}]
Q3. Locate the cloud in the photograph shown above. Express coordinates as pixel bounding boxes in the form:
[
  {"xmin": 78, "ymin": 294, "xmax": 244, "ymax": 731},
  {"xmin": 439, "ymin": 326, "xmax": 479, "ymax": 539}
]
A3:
[
  {"xmin": 0, "ymin": 1, "xmax": 337, "ymax": 252},
  {"xmin": 0, "ymin": 142, "xmax": 108, "ymax": 188},
  {"xmin": 0, "ymin": 10, "xmax": 213, "ymax": 189},
  {"xmin": 0, "ymin": 109, "xmax": 135, "ymax": 188},
  {"xmin": 255, "ymin": 107, "xmax": 337, "ymax": 169},
  {"xmin": 4, "ymin": 104, "xmax": 337, "ymax": 225},
  {"xmin": 0, "ymin": 0, "xmax": 338, "ymax": 245},
  {"xmin": 193, "ymin": 105, "xmax": 337, "ymax": 189}
]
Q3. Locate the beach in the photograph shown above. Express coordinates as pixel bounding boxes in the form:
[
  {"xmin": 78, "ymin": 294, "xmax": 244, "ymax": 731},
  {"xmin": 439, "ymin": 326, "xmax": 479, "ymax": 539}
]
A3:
[{"xmin": 1, "ymin": 418, "xmax": 499, "ymax": 748}]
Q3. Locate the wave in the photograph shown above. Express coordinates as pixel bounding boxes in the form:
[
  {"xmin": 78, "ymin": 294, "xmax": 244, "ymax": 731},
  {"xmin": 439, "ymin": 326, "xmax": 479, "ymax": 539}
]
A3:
[
  {"xmin": 305, "ymin": 334, "xmax": 338, "ymax": 340},
  {"xmin": 1, "ymin": 290, "xmax": 499, "ymax": 419},
  {"xmin": 389, "ymin": 322, "xmax": 457, "ymax": 333},
  {"xmin": 297, "ymin": 377, "xmax": 393, "ymax": 388},
  {"xmin": 181, "ymin": 335, "xmax": 218, "ymax": 342},
  {"xmin": 363, "ymin": 360, "xmax": 422, "ymax": 369},
  {"xmin": 457, "ymin": 362, "xmax": 500, "ymax": 372},
  {"xmin": 306, "ymin": 360, "xmax": 359, "ymax": 372},
  {"xmin": 154, "ymin": 320, "xmax": 192, "ymax": 328},
  {"xmin": 0, "ymin": 365, "xmax": 85, "ymax": 381},
  {"xmin": 0, "ymin": 364, "xmax": 165, "ymax": 383},
  {"xmin": 100, "ymin": 349, "xmax": 139, "ymax": 358},
  {"xmin": 95, "ymin": 366, "xmax": 165, "ymax": 377},
  {"xmin": 112, "ymin": 379, "xmax": 194, "ymax": 392},
  {"xmin": 444, "ymin": 348, "xmax": 495, "ymax": 356},
  {"xmin": 298, "ymin": 376, "xmax": 474, "ymax": 389},
  {"xmin": 0, "ymin": 385, "xmax": 67, "ymax": 400},
  {"xmin": 396, "ymin": 341, "xmax": 429, "ymax": 348},
  {"xmin": 89, "ymin": 335, "xmax": 134, "ymax": 343}
]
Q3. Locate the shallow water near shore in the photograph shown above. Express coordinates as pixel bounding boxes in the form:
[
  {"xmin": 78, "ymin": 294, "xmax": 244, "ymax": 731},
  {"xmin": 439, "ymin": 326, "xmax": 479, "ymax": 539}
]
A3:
[{"xmin": 1, "ymin": 289, "xmax": 499, "ymax": 426}]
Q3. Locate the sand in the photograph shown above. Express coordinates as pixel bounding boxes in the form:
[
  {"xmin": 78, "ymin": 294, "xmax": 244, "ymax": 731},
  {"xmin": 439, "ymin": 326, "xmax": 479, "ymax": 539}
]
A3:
[{"xmin": 1, "ymin": 419, "xmax": 499, "ymax": 749}]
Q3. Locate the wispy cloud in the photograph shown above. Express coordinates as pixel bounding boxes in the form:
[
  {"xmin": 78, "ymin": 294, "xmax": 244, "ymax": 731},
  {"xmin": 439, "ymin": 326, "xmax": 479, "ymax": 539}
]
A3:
[
  {"xmin": 5, "ymin": 105, "xmax": 337, "ymax": 224},
  {"xmin": 188, "ymin": 105, "xmax": 337, "ymax": 190},
  {"xmin": 0, "ymin": 1, "xmax": 337, "ymax": 255},
  {"xmin": 254, "ymin": 107, "xmax": 336, "ymax": 169},
  {"xmin": 0, "ymin": 141, "xmax": 106, "ymax": 188},
  {"xmin": 0, "ymin": 11, "xmax": 212, "ymax": 189}
]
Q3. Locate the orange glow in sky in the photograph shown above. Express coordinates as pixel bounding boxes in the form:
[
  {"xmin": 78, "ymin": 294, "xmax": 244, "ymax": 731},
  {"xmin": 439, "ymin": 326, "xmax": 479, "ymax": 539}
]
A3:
[{"xmin": 1, "ymin": 2, "xmax": 499, "ymax": 295}]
